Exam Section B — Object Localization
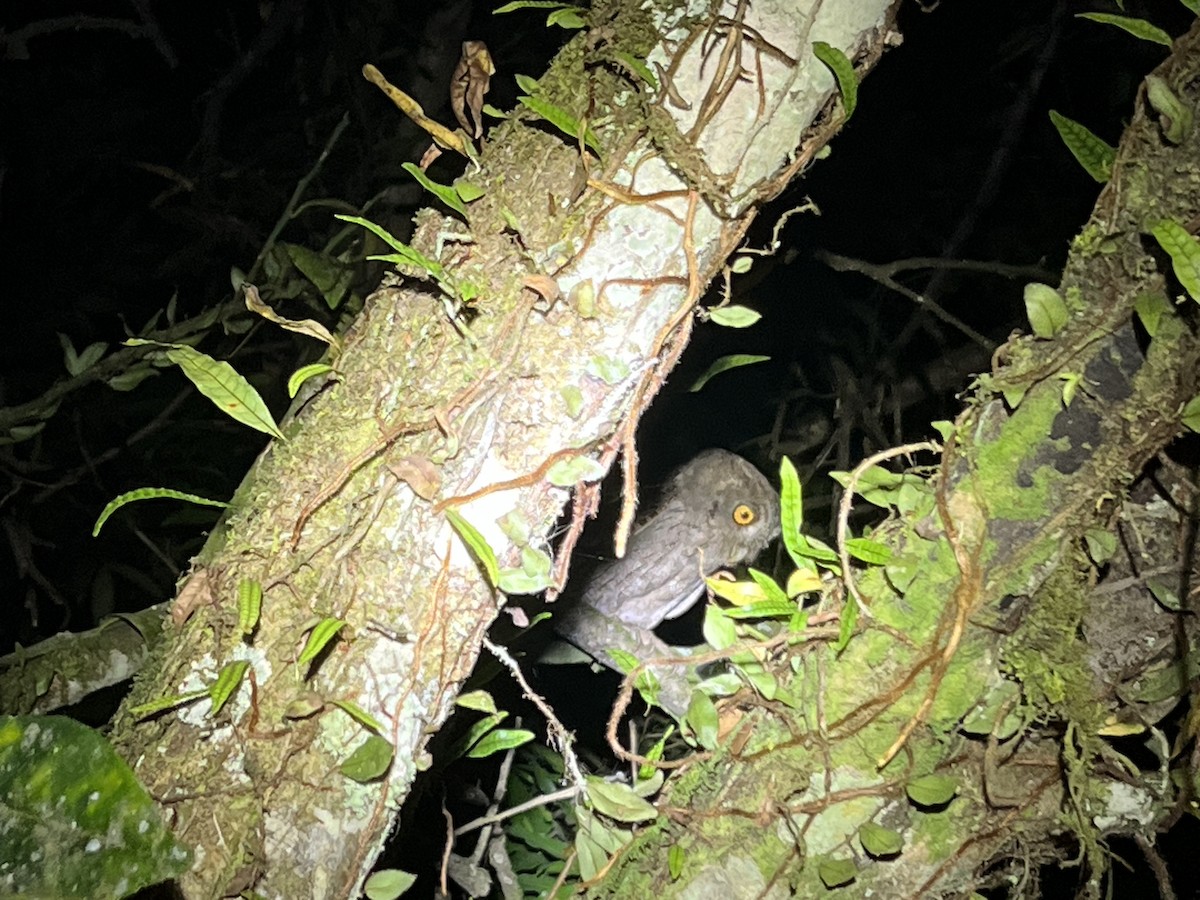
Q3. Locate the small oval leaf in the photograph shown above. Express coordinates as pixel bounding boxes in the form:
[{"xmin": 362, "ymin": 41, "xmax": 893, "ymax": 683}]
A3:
[
  {"xmin": 466, "ymin": 727, "xmax": 536, "ymax": 758},
  {"xmin": 341, "ymin": 733, "xmax": 394, "ymax": 781},
  {"xmin": 1024, "ymin": 282, "xmax": 1069, "ymax": 338},
  {"xmin": 859, "ymin": 821, "xmax": 903, "ymax": 858},
  {"xmin": 906, "ymin": 773, "xmax": 959, "ymax": 807},
  {"xmin": 586, "ymin": 776, "xmax": 659, "ymax": 823},
  {"xmin": 708, "ymin": 305, "xmax": 762, "ymax": 328}
]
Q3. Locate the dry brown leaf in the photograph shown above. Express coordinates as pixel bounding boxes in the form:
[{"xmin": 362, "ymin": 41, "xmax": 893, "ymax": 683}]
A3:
[{"xmin": 451, "ymin": 40, "xmax": 494, "ymax": 140}]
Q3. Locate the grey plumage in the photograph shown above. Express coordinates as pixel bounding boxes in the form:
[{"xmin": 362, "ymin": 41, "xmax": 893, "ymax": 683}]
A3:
[
  {"xmin": 552, "ymin": 450, "xmax": 778, "ymax": 715},
  {"xmin": 577, "ymin": 449, "xmax": 780, "ymax": 629}
]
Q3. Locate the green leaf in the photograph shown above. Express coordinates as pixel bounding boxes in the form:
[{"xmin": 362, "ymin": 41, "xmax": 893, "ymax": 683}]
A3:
[
  {"xmin": 730, "ymin": 255, "xmax": 754, "ymax": 274},
  {"xmin": 585, "ymin": 354, "xmax": 631, "ymax": 384},
  {"xmin": 812, "ymin": 41, "xmax": 858, "ymax": 120},
  {"xmin": 1150, "ymin": 219, "xmax": 1200, "ymax": 301},
  {"xmin": 668, "ymin": 844, "xmax": 685, "ymax": 880},
  {"xmin": 237, "ymin": 579, "xmax": 262, "ymax": 636},
  {"xmin": 562, "ymin": 384, "xmax": 584, "ymax": 418},
  {"xmin": 586, "ymin": 776, "xmax": 659, "ymax": 823},
  {"xmin": 298, "ymin": 617, "xmax": 346, "ymax": 666},
  {"xmin": 1075, "ymin": 13, "xmax": 1172, "ymax": 45},
  {"xmin": 159, "ymin": 344, "xmax": 285, "ymax": 439},
  {"xmin": 1023, "ymin": 282, "xmax": 1069, "ymax": 338},
  {"xmin": 747, "ymin": 567, "xmax": 790, "ymax": 604},
  {"xmin": 708, "ymin": 305, "xmax": 762, "ymax": 328},
  {"xmin": 282, "ymin": 242, "xmax": 353, "ymax": 310},
  {"xmin": 364, "ymin": 869, "xmax": 418, "ymax": 900},
  {"xmin": 340, "ymin": 734, "xmax": 394, "ymax": 781},
  {"xmin": 93, "ymin": 487, "xmax": 228, "ymax": 536},
  {"xmin": 688, "ymin": 354, "xmax": 770, "ymax": 392},
  {"xmin": 455, "ymin": 689, "xmax": 499, "ymax": 713},
  {"xmin": 401, "ymin": 162, "xmax": 467, "ymax": 216},
  {"xmin": 702, "ymin": 605, "xmax": 737, "ymax": 650},
  {"xmin": 208, "ymin": 659, "xmax": 250, "ymax": 716},
  {"xmin": 1133, "ymin": 292, "xmax": 1174, "ymax": 337},
  {"xmin": 467, "ymin": 728, "xmax": 535, "ymax": 758},
  {"xmin": 336, "ymin": 214, "xmax": 448, "ymax": 284},
  {"xmin": 709, "ymin": 573, "xmax": 770, "ymax": 608},
  {"xmin": 795, "ymin": 532, "xmax": 839, "ymax": 564},
  {"xmin": 685, "ymin": 690, "xmax": 720, "ymax": 750},
  {"xmin": 494, "ymin": 0, "xmax": 571, "ymax": 12},
  {"xmin": 547, "ymin": 7, "xmax": 585, "ymax": 28},
  {"xmin": 129, "ymin": 341, "xmax": 272, "ymax": 433},
  {"xmin": 817, "ymin": 856, "xmax": 857, "ymax": 888},
  {"xmin": 517, "ymin": 95, "xmax": 601, "ymax": 155},
  {"xmin": 1147, "ymin": 578, "xmax": 1181, "ymax": 611},
  {"xmin": 546, "ymin": 454, "xmax": 607, "ymax": 486},
  {"xmin": 331, "ymin": 699, "xmax": 385, "ymax": 733},
  {"xmin": 778, "ymin": 456, "xmax": 806, "ymax": 568},
  {"xmin": 445, "ymin": 508, "xmax": 500, "ymax": 586},
  {"xmin": 0, "ymin": 716, "xmax": 191, "ymax": 897},
  {"xmin": 734, "ymin": 661, "xmax": 777, "ymax": 700},
  {"xmin": 1145, "ymin": 75, "xmax": 1193, "ymax": 145},
  {"xmin": 127, "ymin": 688, "xmax": 208, "ymax": 718},
  {"xmin": 449, "ymin": 711, "xmax": 507, "ymax": 760},
  {"xmin": 846, "ymin": 537, "xmax": 892, "ymax": 565},
  {"xmin": 454, "ymin": 179, "xmax": 486, "ymax": 202},
  {"xmin": 59, "ymin": 333, "xmax": 108, "ymax": 376},
  {"xmin": 1049, "ymin": 110, "xmax": 1115, "ymax": 182},
  {"xmin": 614, "ymin": 52, "xmax": 657, "ymax": 89},
  {"xmin": 830, "ymin": 465, "xmax": 908, "ymax": 508},
  {"xmin": 514, "ymin": 73, "xmax": 540, "ymax": 95},
  {"xmin": 905, "ymin": 773, "xmax": 958, "ymax": 807},
  {"xmin": 1179, "ymin": 0, "xmax": 1200, "ymax": 13},
  {"xmin": 1182, "ymin": 394, "xmax": 1200, "ymax": 433},
  {"xmin": 859, "ymin": 821, "xmax": 903, "ymax": 858},
  {"xmin": 497, "ymin": 566, "xmax": 555, "ymax": 594},
  {"xmin": 721, "ymin": 599, "xmax": 796, "ymax": 619},
  {"xmin": 288, "ymin": 363, "xmax": 334, "ymax": 398},
  {"xmin": 834, "ymin": 593, "xmax": 858, "ymax": 653},
  {"xmin": 1082, "ymin": 528, "xmax": 1117, "ymax": 566}
]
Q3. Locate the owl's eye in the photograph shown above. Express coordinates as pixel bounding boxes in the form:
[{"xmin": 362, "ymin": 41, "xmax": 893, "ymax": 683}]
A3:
[{"xmin": 732, "ymin": 503, "xmax": 756, "ymax": 526}]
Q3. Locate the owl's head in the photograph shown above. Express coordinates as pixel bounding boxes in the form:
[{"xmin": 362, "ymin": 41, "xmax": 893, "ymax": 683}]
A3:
[{"xmin": 668, "ymin": 449, "xmax": 780, "ymax": 568}]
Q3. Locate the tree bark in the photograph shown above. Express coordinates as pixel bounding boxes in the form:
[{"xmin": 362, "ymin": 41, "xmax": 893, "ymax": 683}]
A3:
[
  {"xmin": 108, "ymin": 0, "xmax": 902, "ymax": 896},
  {"xmin": 589, "ymin": 20, "xmax": 1200, "ymax": 900}
]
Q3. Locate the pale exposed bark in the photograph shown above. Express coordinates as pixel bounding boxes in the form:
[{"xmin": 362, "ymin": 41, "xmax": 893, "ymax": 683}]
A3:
[
  {"xmin": 586, "ymin": 20, "xmax": 1200, "ymax": 900},
  {"xmin": 107, "ymin": 1, "xmax": 901, "ymax": 896}
]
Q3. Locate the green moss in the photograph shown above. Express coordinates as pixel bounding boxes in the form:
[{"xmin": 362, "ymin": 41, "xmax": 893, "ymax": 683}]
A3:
[{"xmin": 1002, "ymin": 562, "xmax": 1103, "ymax": 733}]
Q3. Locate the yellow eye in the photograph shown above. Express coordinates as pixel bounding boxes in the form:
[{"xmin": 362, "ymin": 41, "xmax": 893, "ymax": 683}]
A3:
[{"xmin": 732, "ymin": 504, "xmax": 756, "ymax": 526}]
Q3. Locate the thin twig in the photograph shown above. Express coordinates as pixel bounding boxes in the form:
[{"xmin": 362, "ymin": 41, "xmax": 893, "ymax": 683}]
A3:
[
  {"xmin": 835, "ymin": 441, "xmax": 940, "ymax": 616},
  {"xmin": 483, "ymin": 637, "xmax": 586, "ymax": 792}
]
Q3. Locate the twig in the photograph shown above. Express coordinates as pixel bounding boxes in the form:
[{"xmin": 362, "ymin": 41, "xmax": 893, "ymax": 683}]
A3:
[
  {"xmin": 249, "ymin": 111, "xmax": 351, "ymax": 283},
  {"xmin": 815, "ymin": 250, "xmax": 1001, "ymax": 351},
  {"xmin": 483, "ymin": 637, "xmax": 586, "ymax": 792},
  {"xmin": 835, "ymin": 441, "xmax": 941, "ymax": 617},
  {"xmin": 452, "ymin": 786, "xmax": 578, "ymax": 837}
]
